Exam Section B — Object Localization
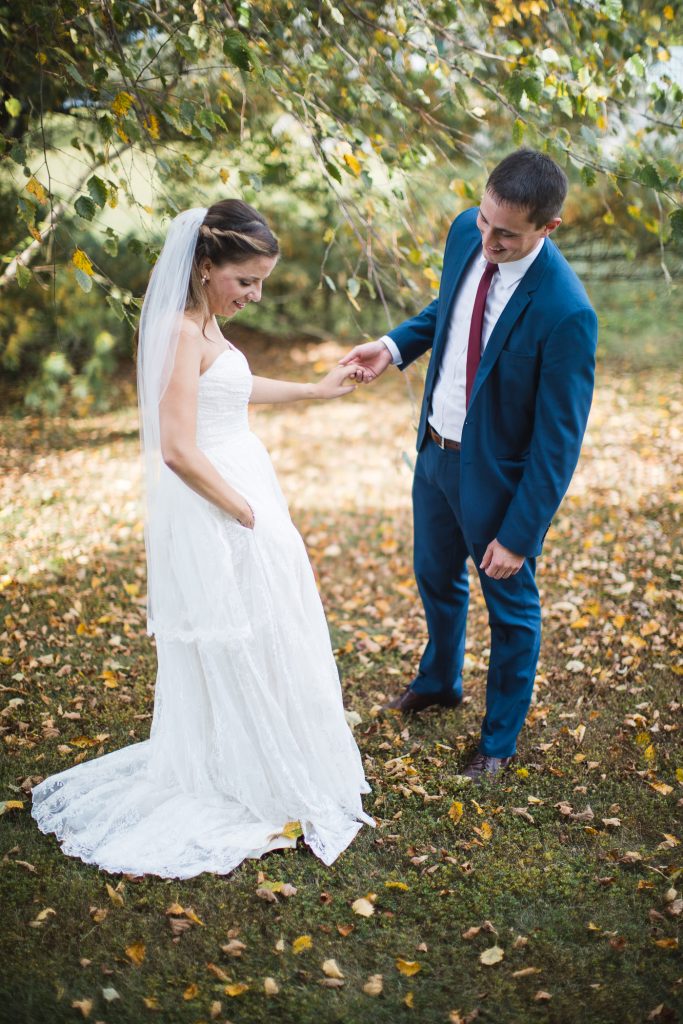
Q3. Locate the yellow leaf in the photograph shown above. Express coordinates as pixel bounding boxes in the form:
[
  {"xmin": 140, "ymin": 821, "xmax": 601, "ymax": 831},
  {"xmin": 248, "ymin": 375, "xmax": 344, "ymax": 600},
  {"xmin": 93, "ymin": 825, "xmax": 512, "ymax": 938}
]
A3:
[
  {"xmin": 219, "ymin": 168, "xmax": 230, "ymax": 184},
  {"xmin": 395, "ymin": 959, "xmax": 421, "ymax": 976},
  {"xmin": 224, "ymin": 982, "xmax": 249, "ymax": 996},
  {"xmin": 183, "ymin": 907, "xmax": 204, "ymax": 926},
  {"xmin": 480, "ymin": 945, "xmax": 505, "ymax": 965},
  {"xmin": 112, "ymin": 91, "xmax": 135, "ymax": 117},
  {"xmin": 448, "ymin": 801, "xmax": 464, "ymax": 824},
  {"xmin": 183, "ymin": 984, "xmax": 199, "ymax": 1000},
  {"xmin": 29, "ymin": 907, "xmax": 56, "ymax": 927},
  {"xmin": 343, "ymin": 152, "xmax": 362, "ymax": 176},
  {"xmin": 516, "ymin": 767, "xmax": 529, "ymax": 779},
  {"xmin": 144, "ymin": 114, "xmax": 160, "ymax": 139},
  {"xmin": 142, "ymin": 996, "xmax": 160, "ymax": 1009},
  {"xmin": 654, "ymin": 937, "xmax": 678, "ymax": 949},
  {"xmin": 292, "ymin": 934, "xmax": 313, "ymax": 954},
  {"xmin": 71, "ymin": 998, "xmax": 93, "ymax": 1018},
  {"xmin": 474, "ymin": 821, "xmax": 493, "ymax": 841},
  {"xmin": 613, "ymin": 614, "xmax": 626, "ymax": 628},
  {"xmin": 351, "ymin": 897, "xmax": 375, "ymax": 917},
  {"xmin": 165, "ymin": 902, "xmax": 185, "ymax": 916},
  {"xmin": 26, "ymin": 177, "xmax": 48, "ymax": 204},
  {"xmin": 570, "ymin": 616, "xmax": 591, "ymax": 629},
  {"xmin": 123, "ymin": 582, "xmax": 140, "ymax": 596},
  {"xmin": 649, "ymin": 780, "xmax": 673, "ymax": 797},
  {"xmin": 396, "ymin": 15, "xmax": 407, "ymax": 34},
  {"xmin": 72, "ymin": 249, "xmax": 94, "ymax": 276},
  {"xmin": 363, "ymin": 974, "xmax": 383, "ymax": 996},
  {"xmin": 322, "ymin": 959, "xmax": 344, "ymax": 979},
  {"xmin": 125, "ymin": 942, "xmax": 146, "ymax": 966},
  {"xmin": 280, "ymin": 820, "xmax": 303, "ymax": 840},
  {"xmin": 640, "ymin": 620, "xmax": 660, "ymax": 636},
  {"xmin": 643, "ymin": 744, "xmax": 656, "ymax": 763},
  {"xmin": 0, "ymin": 800, "xmax": 24, "ymax": 815},
  {"xmin": 106, "ymin": 883, "xmax": 124, "ymax": 907},
  {"xmin": 404, "ymin": 991, "xmax": 415, "ymax": 1008},
  {"xmin": 384, "ymin": 880, "xmax": 409, "ymax": 890}
]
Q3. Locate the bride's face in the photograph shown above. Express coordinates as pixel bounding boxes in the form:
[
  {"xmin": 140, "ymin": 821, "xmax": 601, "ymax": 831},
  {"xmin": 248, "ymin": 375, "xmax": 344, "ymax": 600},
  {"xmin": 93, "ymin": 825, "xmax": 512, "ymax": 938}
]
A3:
[{"xmin": 202, "ymin": 254, "xmax": 278, "ymax": 318}]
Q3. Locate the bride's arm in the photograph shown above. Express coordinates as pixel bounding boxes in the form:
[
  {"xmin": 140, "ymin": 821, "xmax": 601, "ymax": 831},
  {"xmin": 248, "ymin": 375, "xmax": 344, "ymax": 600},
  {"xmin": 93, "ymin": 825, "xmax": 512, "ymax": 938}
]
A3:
[
  {"xmin": 159, "ymin": 330, "xmax": 255, "ymax": 528},
  {"xmin": 249, "ymin": 364, "xmax": 359, "ymax": 404}
]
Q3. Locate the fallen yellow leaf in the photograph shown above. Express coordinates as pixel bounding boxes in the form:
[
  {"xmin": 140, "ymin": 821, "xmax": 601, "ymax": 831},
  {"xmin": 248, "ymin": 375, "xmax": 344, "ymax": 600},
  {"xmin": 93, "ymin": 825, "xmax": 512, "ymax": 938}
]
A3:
[
  {"xmin": 292, "ymin": 935, "xmax": 312, "ymax": 954},
  {"xmin": 351, "ymin": 897, "xmax": 375, "ymax": 917},
  {"xmin": 224, "ymin": 982, "xmax": 249, "ymax": 996},
  {"xmin": 125, "ymin": 942, "xmax": 146, "ymax": 966},
  {"xmin": 363, "ymin": 973, "xmax": 383, "ymax": 996},
  {"xmin": 322, "ymin": 959, "xmax": 344, "ymax": 979},
  {"xmin": 395, "ymin": 958, "xmax": 421, "ymax": 976},
  {"xmin": 479, "ymin": 945, "xmax": 505, "ymax": 966},
  {"xmin": 448, "ymin": 801, "xmax": 464, "ymax": 825}
]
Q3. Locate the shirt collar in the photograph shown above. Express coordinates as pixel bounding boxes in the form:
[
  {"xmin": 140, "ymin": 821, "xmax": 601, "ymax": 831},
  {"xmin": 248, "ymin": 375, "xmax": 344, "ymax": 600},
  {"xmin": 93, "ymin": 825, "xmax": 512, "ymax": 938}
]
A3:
[{"xmin": 476, "ymin": 237, "xmax": 545, "ymax": 287}]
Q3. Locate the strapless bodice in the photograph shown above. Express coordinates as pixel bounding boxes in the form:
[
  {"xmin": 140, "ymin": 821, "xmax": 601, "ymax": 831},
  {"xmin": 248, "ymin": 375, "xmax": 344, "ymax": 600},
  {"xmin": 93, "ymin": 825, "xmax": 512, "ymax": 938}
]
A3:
[{"xmin": 196, "ymin": 347, "xmax": 252, "ymax": 449}]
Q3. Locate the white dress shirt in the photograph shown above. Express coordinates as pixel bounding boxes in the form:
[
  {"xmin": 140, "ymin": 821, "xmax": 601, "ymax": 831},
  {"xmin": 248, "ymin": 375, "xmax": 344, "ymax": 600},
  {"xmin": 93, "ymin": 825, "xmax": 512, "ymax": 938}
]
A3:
[{"xmin": 381, "ymin": 238, "xmax": 545, "ymax": 443}]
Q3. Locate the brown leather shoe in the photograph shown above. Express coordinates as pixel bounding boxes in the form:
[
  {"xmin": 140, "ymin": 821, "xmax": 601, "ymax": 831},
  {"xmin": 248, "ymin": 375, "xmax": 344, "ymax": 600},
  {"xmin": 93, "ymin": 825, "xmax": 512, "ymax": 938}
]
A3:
[
  {"xmin": 461, "ymin": 751, "xmax": 515, "ymax": 782},
  {"xmin": 383, "ymin": 684, "xmax": 462, "ymax": 714}
]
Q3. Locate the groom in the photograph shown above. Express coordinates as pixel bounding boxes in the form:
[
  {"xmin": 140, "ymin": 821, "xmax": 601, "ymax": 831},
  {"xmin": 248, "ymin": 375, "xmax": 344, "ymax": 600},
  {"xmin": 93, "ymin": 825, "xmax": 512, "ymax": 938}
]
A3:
[{"xmin": 341, "ymin": 149, "xmax": 597, "ymax": 782}]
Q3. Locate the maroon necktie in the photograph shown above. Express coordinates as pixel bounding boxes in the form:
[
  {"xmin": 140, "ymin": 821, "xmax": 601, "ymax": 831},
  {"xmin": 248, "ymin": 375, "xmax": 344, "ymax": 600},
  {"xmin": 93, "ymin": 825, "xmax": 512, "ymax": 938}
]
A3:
[{"xmin": 465, "ymin": 260, "xmax": 498, "ymax": 408}]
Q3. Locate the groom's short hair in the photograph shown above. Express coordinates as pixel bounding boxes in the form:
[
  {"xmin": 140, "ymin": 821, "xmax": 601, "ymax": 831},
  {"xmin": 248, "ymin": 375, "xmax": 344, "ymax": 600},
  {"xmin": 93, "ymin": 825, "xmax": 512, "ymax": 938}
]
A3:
[{"xmin": 486, "ymin": 149, "xmax": 568, "ymax": 227}]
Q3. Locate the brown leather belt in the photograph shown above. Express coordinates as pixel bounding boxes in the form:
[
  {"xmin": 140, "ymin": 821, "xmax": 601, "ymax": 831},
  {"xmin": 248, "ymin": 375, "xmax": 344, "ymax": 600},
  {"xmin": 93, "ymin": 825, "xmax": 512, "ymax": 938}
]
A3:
[{"xmin": 429, "ymin": 425, "xmax": 461, "ymax": 451}]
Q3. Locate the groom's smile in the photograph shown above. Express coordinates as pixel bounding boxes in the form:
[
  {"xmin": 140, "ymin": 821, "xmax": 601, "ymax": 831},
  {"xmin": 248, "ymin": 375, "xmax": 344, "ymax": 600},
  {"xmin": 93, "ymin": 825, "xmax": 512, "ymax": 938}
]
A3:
[{"xmin": 476, "ymin": 190, "xmax": 561, "ymax": 264}]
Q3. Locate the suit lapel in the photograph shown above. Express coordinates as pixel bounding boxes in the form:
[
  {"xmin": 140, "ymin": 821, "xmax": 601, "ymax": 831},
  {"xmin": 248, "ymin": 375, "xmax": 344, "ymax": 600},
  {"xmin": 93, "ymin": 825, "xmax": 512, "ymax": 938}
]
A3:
[
  {"xmin": 434, "ymin": 232, "xmax": 480, "ymax": 356},
  {"xmin": 468, "ymin": 241, "xmax": 554, "ymax": 410}
]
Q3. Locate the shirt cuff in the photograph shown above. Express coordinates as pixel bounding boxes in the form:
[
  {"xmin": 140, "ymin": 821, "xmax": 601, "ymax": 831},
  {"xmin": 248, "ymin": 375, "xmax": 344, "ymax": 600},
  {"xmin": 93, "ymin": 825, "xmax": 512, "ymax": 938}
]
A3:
[{"xmin": 379, "ymin": 335, "xmax": 402, "ymax": 365}]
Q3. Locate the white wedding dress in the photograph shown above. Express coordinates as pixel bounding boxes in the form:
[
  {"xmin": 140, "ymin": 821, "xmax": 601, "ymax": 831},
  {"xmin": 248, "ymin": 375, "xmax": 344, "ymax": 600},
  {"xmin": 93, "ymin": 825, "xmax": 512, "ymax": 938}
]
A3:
[{"xmin": 32, "ymin": 345, "xmax": 374, "ymax": 878}]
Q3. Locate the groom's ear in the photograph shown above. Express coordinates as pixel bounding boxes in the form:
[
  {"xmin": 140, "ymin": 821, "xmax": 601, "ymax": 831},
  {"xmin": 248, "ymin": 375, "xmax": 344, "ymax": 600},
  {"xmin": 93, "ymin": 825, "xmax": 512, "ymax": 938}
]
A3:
[{"xmin": 543, "ymin": 217, "xmax": 562, "ymax": 236}]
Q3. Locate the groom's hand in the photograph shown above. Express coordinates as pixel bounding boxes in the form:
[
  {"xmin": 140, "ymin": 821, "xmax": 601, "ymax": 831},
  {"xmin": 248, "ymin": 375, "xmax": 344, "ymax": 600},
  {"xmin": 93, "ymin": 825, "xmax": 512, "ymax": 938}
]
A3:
[
  {"xmin": 480, "ymin": 539, "xmax": 525, "ymax": 579},
  {"xmin": 339, "ymin": 340, "xmax": 392, "ymax": 383}
]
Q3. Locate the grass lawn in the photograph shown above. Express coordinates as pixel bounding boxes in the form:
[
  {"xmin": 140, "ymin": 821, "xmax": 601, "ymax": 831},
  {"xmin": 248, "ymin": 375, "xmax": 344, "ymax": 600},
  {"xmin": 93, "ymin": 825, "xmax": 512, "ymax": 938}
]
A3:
[{"xmin": 1, "ymin": 336, "xmax": 681, "ymax": 1024}]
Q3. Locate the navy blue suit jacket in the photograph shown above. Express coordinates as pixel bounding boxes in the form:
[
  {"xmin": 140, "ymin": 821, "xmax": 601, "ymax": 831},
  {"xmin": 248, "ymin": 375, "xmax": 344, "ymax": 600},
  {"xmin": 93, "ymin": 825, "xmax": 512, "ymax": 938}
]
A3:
[{"xmin": 389, "ymin": 207, "xmax": 598, "ymax": 558}]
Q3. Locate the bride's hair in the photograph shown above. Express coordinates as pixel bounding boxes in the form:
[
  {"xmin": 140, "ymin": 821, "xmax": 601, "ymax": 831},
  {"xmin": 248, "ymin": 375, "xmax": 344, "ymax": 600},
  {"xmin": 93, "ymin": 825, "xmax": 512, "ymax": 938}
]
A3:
[{"xmin": 186, "ymin": 199, "xmax": 279, "ymax": 329}]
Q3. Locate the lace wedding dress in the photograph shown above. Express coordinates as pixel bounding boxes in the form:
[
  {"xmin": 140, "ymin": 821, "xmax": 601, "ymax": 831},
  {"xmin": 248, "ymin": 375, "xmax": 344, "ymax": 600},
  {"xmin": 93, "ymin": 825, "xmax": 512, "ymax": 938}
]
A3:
[{"xmin": 32, "ymin": 345, "xmax": 374, "ymax": 878}]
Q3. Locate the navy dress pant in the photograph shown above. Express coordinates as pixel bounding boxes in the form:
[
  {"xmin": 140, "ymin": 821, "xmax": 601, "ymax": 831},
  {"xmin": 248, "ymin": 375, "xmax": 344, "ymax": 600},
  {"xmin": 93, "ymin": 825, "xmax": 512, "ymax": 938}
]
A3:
[{"xmin": 411, "ymin": 438, "xmax": 541, "ymax": 758}]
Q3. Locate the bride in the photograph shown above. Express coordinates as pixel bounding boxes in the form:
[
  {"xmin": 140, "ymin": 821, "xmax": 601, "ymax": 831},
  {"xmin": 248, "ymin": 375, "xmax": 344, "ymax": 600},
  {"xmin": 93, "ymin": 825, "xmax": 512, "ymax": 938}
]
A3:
[{"xmin": 31, "ymin": 199, "xmax": 374, "ymax": 878}]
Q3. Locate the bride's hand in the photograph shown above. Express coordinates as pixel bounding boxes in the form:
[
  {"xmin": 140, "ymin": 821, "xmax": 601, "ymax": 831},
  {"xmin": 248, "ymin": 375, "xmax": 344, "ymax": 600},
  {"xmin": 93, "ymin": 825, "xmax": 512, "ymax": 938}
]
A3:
[
  {"xmin": 312, "ymin": 364, "xmax": 360, "ymax": 400},
  {"xmin": 233, "ymin": 499, "xmax": 255, "ymax": 529}
]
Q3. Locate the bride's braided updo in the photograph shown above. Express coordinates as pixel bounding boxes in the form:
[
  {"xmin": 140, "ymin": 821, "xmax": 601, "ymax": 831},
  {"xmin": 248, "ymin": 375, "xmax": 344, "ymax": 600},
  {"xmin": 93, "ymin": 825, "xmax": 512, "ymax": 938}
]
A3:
[{"xmin": 186, "ymin": 199, "xmax": 279, "ymax": 324}]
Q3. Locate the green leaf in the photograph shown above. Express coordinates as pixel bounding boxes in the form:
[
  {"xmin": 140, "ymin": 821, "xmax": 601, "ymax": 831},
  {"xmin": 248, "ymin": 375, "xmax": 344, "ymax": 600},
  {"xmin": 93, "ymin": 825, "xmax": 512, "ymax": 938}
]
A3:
[
  {"xmin": 324, "ymin": 0, "xmax": 345, "ymax": 24},
  {"xmin": 512, "ymin": 118, "xmax": 525, "ymax": 145},
  {"xmin": 106, "ymin": 294, "xmax": 126, "ymax": 321},
  {"xmin": 223, "ymin": 29, "xmax": 253, "ymax": 72},
  {"xmin": 15, "ymin": 263, "xmax": 32, "ymax": 289},
  {"xmin": 347, "ymin": 277, "xmax": 360, "ymax": 298},
  {"xmin": 580, "ymin": 165, "xmax": 597, "ymax": 187},
  {"xmin": 324, "ymin": 160, "xmax": 342, "ymax": 185},
  {"xmin": 4, "ymin": 97, "xmax": 21, "ymax": 118},
  {"xmin": 87, "ymin": 175, "xmax": 108, "ymax": 208},
  {"xmin": 75, "ymin": 268, "xmax": 93, "ymax": 292},
  {"xmin": 669, "ymin": 208, "xmax": 683, "ymax": 243},
  {"xmin": 103, "ymin": 234, "xmax": 118, "ymax": 257},
  {"xmin": 74, "ymin": 195, "xmax": 97, "ymax": 221},
  {"xmin": 638, "ymin": 163, "xmax": 663, "ymax": 190}
]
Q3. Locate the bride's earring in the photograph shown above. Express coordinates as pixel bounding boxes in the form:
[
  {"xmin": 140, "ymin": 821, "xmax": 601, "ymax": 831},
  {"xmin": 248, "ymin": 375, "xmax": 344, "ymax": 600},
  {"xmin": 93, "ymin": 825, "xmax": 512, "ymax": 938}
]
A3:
[{"xmin": 202, "ymin": 275, "xmax": 208, "ymax": 286}]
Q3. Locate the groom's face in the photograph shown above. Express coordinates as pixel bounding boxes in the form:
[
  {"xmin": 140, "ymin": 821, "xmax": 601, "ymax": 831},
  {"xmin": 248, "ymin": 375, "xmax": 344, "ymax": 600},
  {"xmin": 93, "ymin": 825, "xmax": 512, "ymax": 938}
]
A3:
[{"xmin": 477, "ymin": 190, "xmax": 561, "ymax": 264}]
